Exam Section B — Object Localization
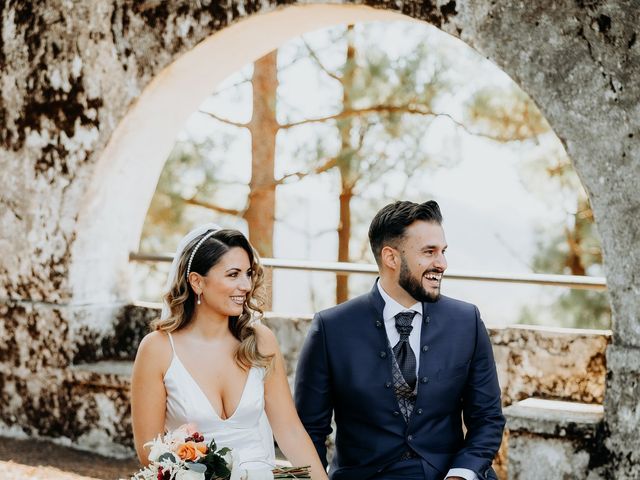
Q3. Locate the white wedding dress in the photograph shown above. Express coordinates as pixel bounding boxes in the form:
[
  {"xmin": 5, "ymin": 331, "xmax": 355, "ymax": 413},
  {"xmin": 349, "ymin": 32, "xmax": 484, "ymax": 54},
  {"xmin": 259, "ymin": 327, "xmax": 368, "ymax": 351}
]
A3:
[{"xmin": 163, "ymin": 332, "xmax": 276, "ymax": 472}]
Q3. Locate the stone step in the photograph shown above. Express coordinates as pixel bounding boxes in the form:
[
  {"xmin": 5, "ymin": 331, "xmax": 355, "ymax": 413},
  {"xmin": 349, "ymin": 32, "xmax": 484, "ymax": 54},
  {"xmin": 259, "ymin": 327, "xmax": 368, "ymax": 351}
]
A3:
[
  {"xmin": 504, "ymin": 397, "xmax": 605, "ymax": 480},
  {"xmin": 505, "ymin": 397, "xmax": 603, "ymax": 437}
]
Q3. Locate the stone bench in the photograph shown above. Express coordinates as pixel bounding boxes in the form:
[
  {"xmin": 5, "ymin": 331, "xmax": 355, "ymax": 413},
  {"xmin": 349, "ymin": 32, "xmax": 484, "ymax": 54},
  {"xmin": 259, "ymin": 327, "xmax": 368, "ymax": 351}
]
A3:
[{"xmin": 504, "ymin": 398, "xmax": 604, "ymax": 480}]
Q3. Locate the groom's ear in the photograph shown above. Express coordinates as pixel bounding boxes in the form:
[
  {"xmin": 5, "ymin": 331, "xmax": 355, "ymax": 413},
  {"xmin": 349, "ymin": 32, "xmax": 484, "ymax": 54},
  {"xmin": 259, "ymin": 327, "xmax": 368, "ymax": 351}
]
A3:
[{"xmin": 380, "ymin": 246, "xmax": 398, "ymax": 270}]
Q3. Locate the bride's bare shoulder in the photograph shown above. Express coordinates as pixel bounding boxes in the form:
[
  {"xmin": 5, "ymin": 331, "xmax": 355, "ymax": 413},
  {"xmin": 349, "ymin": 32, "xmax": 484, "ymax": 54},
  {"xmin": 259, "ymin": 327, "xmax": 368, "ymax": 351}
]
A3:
[
  {"xmin": 251, "ymin": 321, "xmax": 279, "ymax": 356},
  {"xmin": 135, "ymin": 330, "xmax": 173, "ymax": 364}
]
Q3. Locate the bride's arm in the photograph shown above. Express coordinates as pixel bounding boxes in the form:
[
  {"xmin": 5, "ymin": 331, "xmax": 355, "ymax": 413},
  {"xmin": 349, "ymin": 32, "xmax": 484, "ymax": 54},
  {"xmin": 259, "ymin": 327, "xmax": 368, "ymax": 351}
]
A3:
[
  {"xmin": 256, "ymin": 324, "xmax": 328, "ymax": 480},
  {"xmin": 131, "ymin": 331, "xmax": 171, "ymax": 465}
]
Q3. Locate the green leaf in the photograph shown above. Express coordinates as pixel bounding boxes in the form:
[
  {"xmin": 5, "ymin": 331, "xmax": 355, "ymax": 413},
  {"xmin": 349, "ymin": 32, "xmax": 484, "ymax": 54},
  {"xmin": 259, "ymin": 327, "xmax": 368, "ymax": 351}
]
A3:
[
  {"xmin": 157, "ymin": 452, "xmax": 177, "ymax": 463},
  {"xmin": 186, "ymin": 462, "xmax": 207, "ymax": 473}
]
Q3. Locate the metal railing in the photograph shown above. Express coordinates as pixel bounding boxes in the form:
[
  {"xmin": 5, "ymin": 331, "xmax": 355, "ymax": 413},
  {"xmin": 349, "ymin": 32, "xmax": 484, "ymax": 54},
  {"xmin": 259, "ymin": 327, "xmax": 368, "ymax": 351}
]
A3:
[{"xmin": 129, "ymin": 252, "xmax": 607, "ymax": 291}]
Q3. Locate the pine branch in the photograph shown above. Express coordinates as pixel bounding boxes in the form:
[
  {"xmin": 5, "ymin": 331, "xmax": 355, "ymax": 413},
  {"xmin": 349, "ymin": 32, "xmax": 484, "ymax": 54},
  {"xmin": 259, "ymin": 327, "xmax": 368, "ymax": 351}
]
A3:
[
  {"xmin": 184, "ymin": 196, "xmax": 243, "ymax": 216},
  {"xmin": 302, "ymin": 37, "xmax": 342, "ymax": 82},
  {"xmin": 274, "ymin": 157, "xmax": 337, "ymax": 185},
  {"xmin": 198, "ymin": 110, "xmax": 249, "ymax": 129},
  {"xmin": 279, "ymin": 104, "xmax": 538, "ymax": 143},
  {"xmin": 209, "ymin": 76, "xmax": 252, "ymax": 97},
  {"xmin": 278, "ymin": 104, "xmax": 437, "ymax": 129}
]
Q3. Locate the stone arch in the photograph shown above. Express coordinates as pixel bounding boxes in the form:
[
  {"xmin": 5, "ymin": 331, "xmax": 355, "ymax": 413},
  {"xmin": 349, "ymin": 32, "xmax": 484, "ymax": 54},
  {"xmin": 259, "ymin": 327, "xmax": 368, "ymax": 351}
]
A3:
[
  {"xmin": 70, "ymin": 5, "xmax": 410, "ymax": 305},
  {"xmin": 1, "ymin": 1, "xmax": 638, "ymax": 477}
]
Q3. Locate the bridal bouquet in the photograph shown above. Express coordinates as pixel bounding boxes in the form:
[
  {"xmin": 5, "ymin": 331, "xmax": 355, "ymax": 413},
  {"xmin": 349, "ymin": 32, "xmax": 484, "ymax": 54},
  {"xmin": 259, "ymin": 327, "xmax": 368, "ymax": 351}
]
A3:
[
  {"xmin": 131, "ymin": 423, "xmax": 235, "ymax": 480},
  {"xmin": 130, "ymin": 424, "xmax": 310, "ymax": 480}
]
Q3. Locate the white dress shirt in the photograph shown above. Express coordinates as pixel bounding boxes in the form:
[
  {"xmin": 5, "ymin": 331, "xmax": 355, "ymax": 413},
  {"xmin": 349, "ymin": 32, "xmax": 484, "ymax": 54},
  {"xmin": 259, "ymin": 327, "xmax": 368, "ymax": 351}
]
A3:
[{"xmin": 376, "ymin": 281, "xmax": 479, "ymax": 480}]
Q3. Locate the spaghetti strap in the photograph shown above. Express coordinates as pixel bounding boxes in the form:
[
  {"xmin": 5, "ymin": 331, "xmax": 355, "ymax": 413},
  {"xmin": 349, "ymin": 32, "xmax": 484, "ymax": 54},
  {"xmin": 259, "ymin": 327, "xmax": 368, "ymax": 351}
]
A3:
[{"xmin": 166, "ymin": 332, "xmax": 176, "ymax": 353}]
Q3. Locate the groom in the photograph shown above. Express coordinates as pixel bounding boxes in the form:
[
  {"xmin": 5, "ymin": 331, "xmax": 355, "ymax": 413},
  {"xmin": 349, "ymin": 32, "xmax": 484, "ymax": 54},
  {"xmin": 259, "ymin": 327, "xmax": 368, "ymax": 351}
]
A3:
[{"xmin": 295, "ymin": 200, "xmax": 504, "ymax": 480}]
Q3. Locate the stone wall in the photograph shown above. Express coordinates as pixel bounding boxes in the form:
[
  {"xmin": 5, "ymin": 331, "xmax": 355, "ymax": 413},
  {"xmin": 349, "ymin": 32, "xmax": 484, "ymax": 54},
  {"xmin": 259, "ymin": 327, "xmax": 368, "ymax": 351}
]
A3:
[{"xmin": 490, "ymin": 325, "xmax": 609, "ymax": 406}]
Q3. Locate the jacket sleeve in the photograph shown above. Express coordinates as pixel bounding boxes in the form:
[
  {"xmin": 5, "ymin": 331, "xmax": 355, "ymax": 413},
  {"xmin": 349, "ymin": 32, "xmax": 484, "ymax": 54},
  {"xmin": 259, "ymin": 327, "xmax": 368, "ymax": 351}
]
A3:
[
  {"xmin": 294, "ymin": 312, "xmax": 334, "ymax": 468},
  {"xmin": 450, "ymin": 306, "xmax": 505, "ymax": 480}
]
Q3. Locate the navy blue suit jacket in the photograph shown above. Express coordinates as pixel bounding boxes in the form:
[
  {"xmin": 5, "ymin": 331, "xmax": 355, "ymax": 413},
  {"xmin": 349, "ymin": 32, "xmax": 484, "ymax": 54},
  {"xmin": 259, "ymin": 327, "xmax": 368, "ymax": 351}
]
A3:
[{"xmin": 294, "ymin": 284, "xmax": 505, "ymax": 480}]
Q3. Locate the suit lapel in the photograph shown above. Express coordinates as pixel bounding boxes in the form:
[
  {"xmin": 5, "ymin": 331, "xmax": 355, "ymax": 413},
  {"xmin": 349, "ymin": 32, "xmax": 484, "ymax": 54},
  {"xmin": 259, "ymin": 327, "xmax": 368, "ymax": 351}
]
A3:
[
  {"xmin": 367, "ymin": 282, "xmax": 390, "ymax": 351},
  {"xmin": 366, "ymin": 281, "xmax": 399, "ymax": 393},
  {"xmin": 367, "ymin": 280, "xmax": 385, "ymax": 321}
]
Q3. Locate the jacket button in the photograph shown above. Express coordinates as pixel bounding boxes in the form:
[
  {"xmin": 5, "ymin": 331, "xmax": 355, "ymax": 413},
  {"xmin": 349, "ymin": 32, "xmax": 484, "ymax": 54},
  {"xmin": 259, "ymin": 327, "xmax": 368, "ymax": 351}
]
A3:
[
  {"xmin": 417, "ymin": 408, "xmax": 423, "ymax": 414},
  {"xmin": 424, "ymin": 315, "xmax": 430, "ymax": 324},
  {"xmin": 420, "ymin": 377, "xmax": 429, "ymax": 384},
  {"xmin": 380, "ymin": 351, "xmax": 387, "ymax": 358},
  {"xmin": 375, "ymin": 321, "xmax": 382, "ymax": 328},
  {"xmin": 393, "ymin": 411, "xmax": 400, "ymax": 416},
  {"xmin": 407, "ymin": 434, "xmax": 413, "ymax": 441},
  {"xmin": 385, "ymin": 382, "xmax": 391, "ymax": 388},
  {"xmin": 422, "ymin": 345, "xmax": 429, "ymax": 352}
]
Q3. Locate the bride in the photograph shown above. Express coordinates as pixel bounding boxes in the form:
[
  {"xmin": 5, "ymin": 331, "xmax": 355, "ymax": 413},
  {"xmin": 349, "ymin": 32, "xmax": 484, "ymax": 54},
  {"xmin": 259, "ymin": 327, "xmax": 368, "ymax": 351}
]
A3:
[{"xmin": 131, "ymin": 224, "xmax": 327, "ymax": 479}]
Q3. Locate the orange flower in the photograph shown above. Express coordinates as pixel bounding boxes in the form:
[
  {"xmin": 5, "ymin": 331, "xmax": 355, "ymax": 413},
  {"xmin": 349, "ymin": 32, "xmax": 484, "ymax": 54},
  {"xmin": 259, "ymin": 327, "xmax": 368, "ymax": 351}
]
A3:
[
  {"xmin": 195, "ymin": 442, "xmax": 208, "ymax": 455},
  {"xmin": 175, "ymin": 441, "xmax": 204, "ymax": 461}
]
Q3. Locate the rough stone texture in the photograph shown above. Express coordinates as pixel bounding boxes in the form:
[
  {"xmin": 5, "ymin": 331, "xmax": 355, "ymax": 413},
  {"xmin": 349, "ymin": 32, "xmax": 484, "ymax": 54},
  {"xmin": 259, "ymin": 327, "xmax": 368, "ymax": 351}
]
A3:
[
  {"xmin": 489, "ymin": 326, "xmax": 610, "ymax": 405},
  {"xmin": 602, "ymin": 345, "xmax": 640, "ymax": 479},
  {"xmin": 1, "ymin": 1, "xmax": 639, "ymax": 477},
  {"xmin": 0, "ymin": 365, "xmax": 132, "ymax": 458},
  {"xmin": 504, "ymin": 399, "xmax": 606, "ymax": 478},
  {"xmin": 0, "ymin": 302, "xmax": 147, "ymax": 457},
  {"xmin": 505, "ymin": 398, "xmax": 603, "ymax": 437},
  {"xmin": 262, "ymin": 312, "xmax": 313, "ymax": 380},
  {"xmin": 504, "ymin": 397, "xmax": 608, "ymax": 478},
  {"xmin": 507, "ymin": 436, "xmax": 600, "ymax": 480}
]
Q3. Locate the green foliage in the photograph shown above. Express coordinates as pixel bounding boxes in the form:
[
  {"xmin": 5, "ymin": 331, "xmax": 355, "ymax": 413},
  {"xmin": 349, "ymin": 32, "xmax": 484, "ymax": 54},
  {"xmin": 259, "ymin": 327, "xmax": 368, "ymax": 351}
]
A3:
[
  {"xmin": 329, "ymin": 27, "xmax": 455, "ymax": 192},
  {"xmin": 466, "ymin": 81, "xmax": 610, "ymax": 329},
  {"xmin": 140, "ymin": 135, "xmax": 240, "ymax": 252},
  {"xmin": 516, "ymin": 145, "xmax": 609, "ymax": 328},
  {"xmin": 519, "ymin": 289, "xmax": 610, "ymax": 330},
  {"xmin": 465, "ymin": 87, "xmax": 550, "ymax": 141},
  {"xmin": 520, "ymin": 224, "xmax": 610, "ymax": 329},
  {"xmin": 199, "ymin": 441, "xmax": 232, "ymax": 480}
]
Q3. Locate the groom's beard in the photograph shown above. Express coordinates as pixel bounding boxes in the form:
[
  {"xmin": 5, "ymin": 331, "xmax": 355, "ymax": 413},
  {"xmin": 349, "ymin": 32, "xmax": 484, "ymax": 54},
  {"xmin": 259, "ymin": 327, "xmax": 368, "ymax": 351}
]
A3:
[{"xmin": 399, "ymin": 256, "xmax": 441, "ymax": 303}]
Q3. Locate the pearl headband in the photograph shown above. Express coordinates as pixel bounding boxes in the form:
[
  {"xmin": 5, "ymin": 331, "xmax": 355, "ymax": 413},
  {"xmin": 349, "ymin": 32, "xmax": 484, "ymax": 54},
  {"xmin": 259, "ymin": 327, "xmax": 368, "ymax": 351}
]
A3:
[{"xmin": 186, "ymin": 229, "xmax": 218, "ymax": 277}]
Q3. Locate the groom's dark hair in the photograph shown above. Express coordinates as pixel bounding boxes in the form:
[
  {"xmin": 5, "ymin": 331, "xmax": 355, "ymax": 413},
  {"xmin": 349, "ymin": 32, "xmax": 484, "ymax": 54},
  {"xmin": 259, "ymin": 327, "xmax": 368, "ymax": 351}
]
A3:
[{"xmin": 368, "ymin": 200, "xmax": 443, "ymax": 266}]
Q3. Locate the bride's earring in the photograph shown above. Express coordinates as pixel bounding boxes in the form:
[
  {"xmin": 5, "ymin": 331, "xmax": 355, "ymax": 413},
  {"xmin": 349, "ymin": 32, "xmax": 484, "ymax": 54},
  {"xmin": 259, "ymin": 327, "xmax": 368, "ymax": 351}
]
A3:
[{"xmin": 197, "ymin": 292, "xmax": 202, "ymax": 305}]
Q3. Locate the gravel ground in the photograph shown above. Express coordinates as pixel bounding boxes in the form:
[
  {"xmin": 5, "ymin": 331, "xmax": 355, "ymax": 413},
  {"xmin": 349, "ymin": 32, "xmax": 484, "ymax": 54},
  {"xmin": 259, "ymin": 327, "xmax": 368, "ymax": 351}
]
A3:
[
  {"xmin": 0, "ymin": 436, "xmax": 140, "ymax": 480},
  {"xmin": 1, "ymin": 461, "xmax": 98, "ymax": 480},
  {"xmin": 0, "ymin": 436, "xmax": 291, "ymax": 479}
]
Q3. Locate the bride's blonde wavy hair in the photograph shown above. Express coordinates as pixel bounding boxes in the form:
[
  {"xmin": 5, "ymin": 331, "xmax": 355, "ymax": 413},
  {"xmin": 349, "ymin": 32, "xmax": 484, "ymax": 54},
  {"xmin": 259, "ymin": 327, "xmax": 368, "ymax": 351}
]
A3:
[{"xmin": 151, "ymin": 229, "xmax": 273, "ymax": 371}]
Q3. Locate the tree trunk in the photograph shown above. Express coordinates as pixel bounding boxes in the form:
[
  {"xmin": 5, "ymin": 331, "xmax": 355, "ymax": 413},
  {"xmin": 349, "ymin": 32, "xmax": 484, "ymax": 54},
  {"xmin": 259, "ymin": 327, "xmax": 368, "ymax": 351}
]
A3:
[
  {"xmin": 337, "ymin": 187, "xmax": 353, "ymax": 303},
  {"xmin": 245, "ymin": 50, "xmax": 279, "ymax": 309},
  {"xmin": 565, "ymin": 195, "xmax": 589, "ymax": 276},
  {"xmin": 335, "ymin": 26, "xmax": 356, "ymax": 304}
]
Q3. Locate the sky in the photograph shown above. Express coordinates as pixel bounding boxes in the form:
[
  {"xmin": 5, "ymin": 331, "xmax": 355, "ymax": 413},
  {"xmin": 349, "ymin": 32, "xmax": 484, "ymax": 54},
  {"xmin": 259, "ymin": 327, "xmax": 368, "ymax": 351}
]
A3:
[{"xmin": 133, "ymin": 21, "xmax": 605, "ymax": 327}]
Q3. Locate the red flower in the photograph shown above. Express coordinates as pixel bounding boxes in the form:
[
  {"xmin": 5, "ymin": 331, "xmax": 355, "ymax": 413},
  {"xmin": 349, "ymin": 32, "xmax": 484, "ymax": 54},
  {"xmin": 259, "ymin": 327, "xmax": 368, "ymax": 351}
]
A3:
[
  {"xmin": 157, "ymin": 467, "xmax": 171, "ymax": 480},
  {"xmin": 185, "ymin": 431, "xmax": 205, "ymax": 443}
]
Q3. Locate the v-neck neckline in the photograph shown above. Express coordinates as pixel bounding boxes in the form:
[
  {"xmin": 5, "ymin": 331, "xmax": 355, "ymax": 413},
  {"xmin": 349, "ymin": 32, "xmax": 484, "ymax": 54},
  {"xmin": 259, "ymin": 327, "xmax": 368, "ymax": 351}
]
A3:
[{"xmin": 172, "ymin": 353, "xmax": 254, "ymax": 422}]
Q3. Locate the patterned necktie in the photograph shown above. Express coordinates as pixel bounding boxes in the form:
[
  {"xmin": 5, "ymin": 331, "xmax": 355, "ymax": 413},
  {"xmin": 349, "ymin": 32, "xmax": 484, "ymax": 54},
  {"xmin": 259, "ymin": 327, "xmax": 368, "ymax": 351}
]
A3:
[{"xmin": 393, "ymin": 311, "xmax": 417, "ymax": 389}]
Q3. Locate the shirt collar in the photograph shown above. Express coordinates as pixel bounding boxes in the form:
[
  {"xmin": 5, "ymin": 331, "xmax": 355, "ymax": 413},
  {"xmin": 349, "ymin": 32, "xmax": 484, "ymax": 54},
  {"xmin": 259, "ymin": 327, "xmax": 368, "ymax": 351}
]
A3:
[{"xmin": 376, "ymin": 280, "xmax": 422, "ymax": 323}]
